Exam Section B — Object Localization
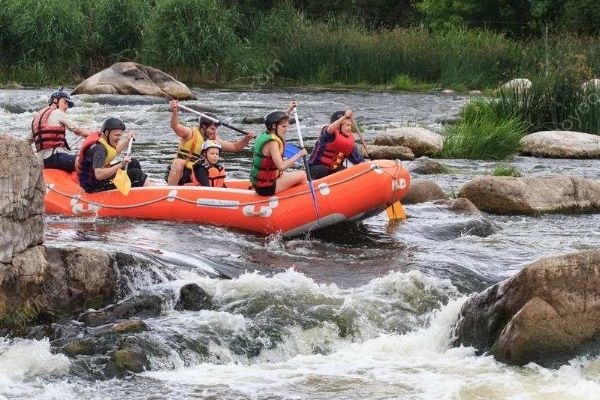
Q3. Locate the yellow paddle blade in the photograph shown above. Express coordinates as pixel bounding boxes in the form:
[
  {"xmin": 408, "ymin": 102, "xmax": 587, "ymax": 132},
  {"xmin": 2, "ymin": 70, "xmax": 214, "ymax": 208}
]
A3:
[
  {"xmin": 113, "ymin": 168, "xmax": 131, "ymax": 196},
  {"xmin": 386, "ymin": 201, "xmax": 406, "ymax": 220}
]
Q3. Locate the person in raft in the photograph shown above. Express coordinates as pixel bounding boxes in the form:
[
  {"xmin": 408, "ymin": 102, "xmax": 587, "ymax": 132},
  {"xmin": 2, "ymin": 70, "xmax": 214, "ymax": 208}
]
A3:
[
  {"xmin": 78, "ymin": 117, "xmax": 151, "ymax": 193},
  {"xmin": 28, "ymin": 87, "xmax": 92, "ymax": 172},
  {"xmin": 166, "ymin": 100, "xmax": 255, "ymax": 186},
  {"xmin": 307, "ymin": 109, "xmax": 365, "ymax": 179},
  {"xmin": 192, "ymin": 140, "xmax": 227, "ymax": 188},
  {"xmin": 250, "ymin": 101, "xmax": 308, "ymax": 196}
]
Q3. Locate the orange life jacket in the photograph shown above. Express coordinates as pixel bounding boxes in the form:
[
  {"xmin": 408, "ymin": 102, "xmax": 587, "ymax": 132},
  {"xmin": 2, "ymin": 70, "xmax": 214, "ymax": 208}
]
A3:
[
  {"xmin": 309, "ymin": 126, "xmax": 356, "ymax": 169},
  {"xmin": 192, "ymin": 162, "xmax": 226, "ymax": 188}
]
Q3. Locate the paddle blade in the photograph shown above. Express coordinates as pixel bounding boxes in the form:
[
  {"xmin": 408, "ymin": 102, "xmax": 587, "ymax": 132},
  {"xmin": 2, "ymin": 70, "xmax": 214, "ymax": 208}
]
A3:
[
  {"xmin": 386, "ymin": 201, "xmax": 406, "ymax": 220},
  {"xmin": 113, "ymin": 168, "xmax": 131, "ymax": 196},
  {"xmin": 283, "ymin": 143, "xmax": 303, "ymax": 165}
]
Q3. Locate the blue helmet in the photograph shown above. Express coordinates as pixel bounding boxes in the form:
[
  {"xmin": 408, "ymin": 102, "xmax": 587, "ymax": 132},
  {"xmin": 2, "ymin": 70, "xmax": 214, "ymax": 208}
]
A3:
[{"xmin": 49, "ymin": 87, "xmax": 74, "ymax": 108}]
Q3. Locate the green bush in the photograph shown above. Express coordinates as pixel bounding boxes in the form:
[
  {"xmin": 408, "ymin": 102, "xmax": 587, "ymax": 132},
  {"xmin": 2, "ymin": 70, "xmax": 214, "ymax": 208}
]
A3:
[
  {"xmin": 439, "ymin": 100, "xmax": 526, "ymax": 160},
  {"xmin": 90, "ymin": 0, "xmax": 152, "ymax": 61},
  {"xmin": 143, "ymin": 0, "xmax": 240, "ymax": 80},
  {"xmin": 3, "ymin": 0, "xmax": 86, "ymax": 70}
]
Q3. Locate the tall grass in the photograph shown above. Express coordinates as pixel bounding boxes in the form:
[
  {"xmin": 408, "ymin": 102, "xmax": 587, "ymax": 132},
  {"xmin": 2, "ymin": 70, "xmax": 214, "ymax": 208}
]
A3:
[
  {"xmin": 439, "ymin": 100, "xmax": 526, "ymax": 160},
  {"xmin": 89, "ymin": 0, "xmax": 152, "ymax": 62},
  {"xmin": 2, "ymin": 0, "xmax": 86, "ymax": 73},
  {"xmin": 492, "ymin": 75, "xmax": 600, "ymax": 135},
  {"xmin": 142, "ymin": 0, "xmax": 241, "ymax": 82}
]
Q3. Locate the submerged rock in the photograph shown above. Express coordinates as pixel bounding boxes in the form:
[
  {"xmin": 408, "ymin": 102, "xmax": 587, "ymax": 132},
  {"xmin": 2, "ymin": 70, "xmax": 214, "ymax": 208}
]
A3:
[
  {"xmin": 72, "ymin": 62, "xmax": 193, "ymax": 100},
  {"xmin": 520, "ymin": 131, "xmax": 600, "ymax": 159},
  {"xmin": 110, "ymin": 319, "xmax": 147, "ymax": 334},
  {"xmin": 458, "ymin": 175, "xmax": 600, "ymax": 215},
  {"xmin": 108, "ymin": 343, "xmax": 150, "ymax": 375},
  {"xmin": 79, "ymin": 294, "xmax": 164, "ymax": 326},
  {"xmin": 360, "ymin": 144, "xmax": 414, "ymax": 160},
  {"xmin": 453, "ymin": 251, "xmax": 600, "ymax": 367},
  {"xmin": 175, "ymin": 283, "xmax": 213, "ymax": 311},
  {"xmin": 403, "ymin": 180, "xmax": 448, "ymax": 204},
  {"xmin": 373, "ymin": 127, "xmax": 443, "ymax": 157},
  {"xmin": 409, "ymin": 157, "xmax": 449, "ymax": 175}
]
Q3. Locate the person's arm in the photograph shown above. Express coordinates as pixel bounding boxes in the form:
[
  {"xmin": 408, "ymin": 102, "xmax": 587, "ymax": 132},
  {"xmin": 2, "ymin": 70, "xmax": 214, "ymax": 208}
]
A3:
[
  {"xmin": 218, "ymin": 132, "xmax": 255, "ymax": 152},
  {"xmin": 90, "ymin": 146, "xmax": 128, "ymax": 180},
  {"xmin": 347, "ymin": 146, "xmax": 366, "ymax": 164},
  {"xmin": 169, "ymin": 100, "xmax": 193, "ymax": 140},
  {"xmin": 285, "ymin": 100, "xmax": 298, "ymax": 115},
  {"xmin": 266, "ymin": 141, "xmax": 307, "ymax": 171},
  {"xmin": 195, "ymin": 166, "xmax": 210, "ymax": 186},
  {"xmin": 327, "ymin": 109, "xmax": 353, "ymax": 134}
]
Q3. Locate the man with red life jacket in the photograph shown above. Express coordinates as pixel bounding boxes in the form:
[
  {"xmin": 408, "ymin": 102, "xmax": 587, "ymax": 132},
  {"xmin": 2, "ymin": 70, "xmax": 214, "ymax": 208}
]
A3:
[
  {"xmin": 308, "ymin": 109, "xmax": 365, "ymax": 179},
  {"xmin": 28, "ymin": 88, "xmax": 92, "ymax": 172},
  {"xmin": 78, "ymin": 117, "xmax": 151, "ymax": 193},
  {"xmin": 191, "ymin": 140, "xmax": 226, "ymax": 188},
  {"xmin": 166, "ymin": 100, "xmax": 255, "ymax": 186},
  {"xmin": 250, "ymin": 101, "xmax": 308, "ymax": 196}
]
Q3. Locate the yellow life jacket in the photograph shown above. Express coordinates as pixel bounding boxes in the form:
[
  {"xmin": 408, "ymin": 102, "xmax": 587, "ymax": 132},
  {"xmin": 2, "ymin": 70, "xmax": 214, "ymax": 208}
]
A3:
[
  {"xmin": 98, "ymin": 136, "xmax": 117, "ymax": 166},
  {"xmin": 176, "ymin": 127, "xmax": 205, "ymax": 170}
]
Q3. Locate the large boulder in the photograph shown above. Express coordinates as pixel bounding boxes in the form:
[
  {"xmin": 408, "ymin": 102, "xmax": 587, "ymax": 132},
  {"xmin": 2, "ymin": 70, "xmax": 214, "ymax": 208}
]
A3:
[
  {"xmin": 0, "ymin": 134, "xmax": 44, "ymax": 264},
  {"xmin": 520, "ymin": 131, "xmax": 600, "ymax": 159},
  {"xmin": 403, "ymin": 180, "xmax": 448, "ymax": 204},
  {"xmin": 458, "ymin": 175, "xmax": 600, "ymax": 214},
  {"xmin": 500, "ymin": 78, "xmax": 532, "ymax": 93},
  {"xmin": 373, "ymin": 127, "xmax": 443, "ymax": 157},
  {"xmin": 360, "ymin": 144, "xmax": 415, "ymax": 160},
  {"xmin": 0, "ymin": 134, "xmax": 117, "ymax": 327},
  {"xmin": 453, "ymin": 251, "xmax": 600, "ymax": 367},
  {"xmin": 72, "ymin": 62, "xmax": 193, "ymax": 100}
]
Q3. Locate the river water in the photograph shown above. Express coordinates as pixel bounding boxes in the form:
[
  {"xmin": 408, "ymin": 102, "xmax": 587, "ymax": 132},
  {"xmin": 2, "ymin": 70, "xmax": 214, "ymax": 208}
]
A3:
[{"xmin": 2, "ymin": 88, "xmax": 600, "ymax": 399}]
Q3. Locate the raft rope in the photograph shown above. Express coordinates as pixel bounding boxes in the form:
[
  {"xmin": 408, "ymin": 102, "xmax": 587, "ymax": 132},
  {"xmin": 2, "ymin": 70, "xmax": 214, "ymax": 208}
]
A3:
[{"xmin": 46, "ymin": 161, "xmax": 403, "ymax": 210}]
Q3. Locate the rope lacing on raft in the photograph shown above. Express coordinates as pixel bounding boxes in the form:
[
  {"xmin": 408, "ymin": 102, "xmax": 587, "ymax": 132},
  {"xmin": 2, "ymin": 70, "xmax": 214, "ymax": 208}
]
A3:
[{"xmin": 45, "ymin": 160, "xmax": 403, "ymax": 210}]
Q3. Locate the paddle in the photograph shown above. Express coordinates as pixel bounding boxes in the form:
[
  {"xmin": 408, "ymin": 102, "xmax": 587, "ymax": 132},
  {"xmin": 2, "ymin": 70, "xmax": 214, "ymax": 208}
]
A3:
[
  {"xmin": 178, "ymin": 104, "xmax": 300, "ymax": 162},
  {"xmin": 292, "ymin": 107, "xmax": 321, "ymax": 227},
  {"xmin": 113, "ymin": 135, "xmax": 134, "ymax": 196},
  {"xmin": 352, "ymin": 118, "xmax": 407, "ymax": 221}
]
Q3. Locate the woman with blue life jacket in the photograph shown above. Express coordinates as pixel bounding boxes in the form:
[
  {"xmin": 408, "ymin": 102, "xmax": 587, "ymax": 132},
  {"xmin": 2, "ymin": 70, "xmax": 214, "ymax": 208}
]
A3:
[
  {"xmin": 78, "ymin": 117, "xmax": 151, "ymax": 193},
  {"xmin": 192, "ymin": 140, "xmax": 227, "ymax": 188},
  {"xmin": 308, "ymin": 109, "xmax": 365, "ymax": 179},
  {"xmin": 166, "ymin": 100, "xmax": 255, "ymax": 186},
  {"xmin": 27, "ymin": 87, "xmax": 92, "ymax": 172},
  {"xmin": 250, "ymin": 101, "xmax": 308, "ymax": 196}
]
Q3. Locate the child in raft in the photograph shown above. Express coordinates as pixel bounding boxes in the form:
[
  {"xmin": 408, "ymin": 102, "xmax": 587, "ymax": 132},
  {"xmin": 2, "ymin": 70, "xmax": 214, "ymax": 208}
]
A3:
[
  {"xmin": 249, "ymin": 101, "xmax": 308, "ymax": 196},
  {"xmin": 192, "ymin": 140, "xmax": 226, "ymax": 188}
]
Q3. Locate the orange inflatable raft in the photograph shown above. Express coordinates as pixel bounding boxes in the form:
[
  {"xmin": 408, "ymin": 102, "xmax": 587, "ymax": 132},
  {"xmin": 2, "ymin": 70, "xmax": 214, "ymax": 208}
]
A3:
[{"xmin": 43, "ymin": 160, "xmax": 410, "ymax": 236}]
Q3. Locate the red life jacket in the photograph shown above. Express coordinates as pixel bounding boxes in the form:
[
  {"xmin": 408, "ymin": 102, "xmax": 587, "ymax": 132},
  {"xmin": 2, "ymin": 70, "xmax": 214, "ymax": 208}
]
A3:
[
  {"xmin": 77, "ymin": 132, "xmax": 116, "ymax": 188},
  {"xmin": 192, "ymin": 163, "xmax": 226, "ymax": 188},
  {"xmin": 310, "ymin": 127, "xmax": 356, "ymax": 169},
  {"xmin": 31, "ymin": 105, "xmax": 69, "ymax": 151}
]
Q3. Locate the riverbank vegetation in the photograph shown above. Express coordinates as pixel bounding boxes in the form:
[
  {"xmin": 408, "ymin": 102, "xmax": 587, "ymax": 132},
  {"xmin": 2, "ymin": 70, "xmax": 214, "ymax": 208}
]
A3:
[{"xmin": 1, "ymin": 0, "xmax": 599, "ymax": 91}]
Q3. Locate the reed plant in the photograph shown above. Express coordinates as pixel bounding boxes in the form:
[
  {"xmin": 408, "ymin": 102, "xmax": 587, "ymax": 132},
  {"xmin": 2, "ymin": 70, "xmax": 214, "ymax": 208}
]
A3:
[
  {"xmin": 89, "ymin": 0, "xmax": 152, "ymax": 62},
  {"xmin": 439, "ymin": 100, "xmax": 525, "ymax": 160},
  {"xmin": 142, "ymin": 0, "xmax": 240, "ymax": 81},
  {"xmin": 492, "ymin": 164, "xmax": 522, "ymax": 177},
  {"xmin": 2, "ymin": 0, "xmax": 86, "ymax": 72}
]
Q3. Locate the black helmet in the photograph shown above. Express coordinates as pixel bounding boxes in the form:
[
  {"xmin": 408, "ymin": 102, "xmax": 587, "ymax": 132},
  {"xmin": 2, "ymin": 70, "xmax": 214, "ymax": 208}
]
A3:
[
  {"xmin": 199, "ymin": 113, "xmax": 220, "ymax": 128},
  {"xmin": 264, "ymin": 111, "xmax": 288, "ymax": 130},
  {"xmin": 49, "ymin": 87, "xmax": 74, "ymax": 108},
  {"xmin": 101, "ymin": 117, "xmax": 126, "ymax": 135},
  {"xmin": 330, "ymin": 111, "xmax": 345, "ymax": 123}
]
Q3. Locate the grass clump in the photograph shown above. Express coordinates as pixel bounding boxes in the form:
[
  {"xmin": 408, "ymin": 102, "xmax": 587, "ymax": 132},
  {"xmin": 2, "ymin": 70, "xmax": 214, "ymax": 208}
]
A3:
[
  {"xmin": 439, "ymin": 100, "xmax": 526, "ymax": 160},
  {"xmin": 492, "ymin": 164, "xmax": 522, "ymax": 177},
  {"xmin": 390, "ymin": 74, "xmax": 435, "ymax": 91}
]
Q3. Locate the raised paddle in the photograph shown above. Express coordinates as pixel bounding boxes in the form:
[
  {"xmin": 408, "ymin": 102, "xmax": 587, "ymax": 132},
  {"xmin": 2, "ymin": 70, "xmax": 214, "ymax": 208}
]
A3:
[
  {"xmin": 352, "ymin": 118, "xmax": 407, "ymax": 221},
  {"xmin": 113, "ymin": 135, "xmax": 134, "ymax": 196},
  {"xmin": 292, "ymin": 106, "xmax": 321, "ymax": 227},
  {"xmin": 178, "ymin": 104, "xmax": 300, "ymax": 161}
]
